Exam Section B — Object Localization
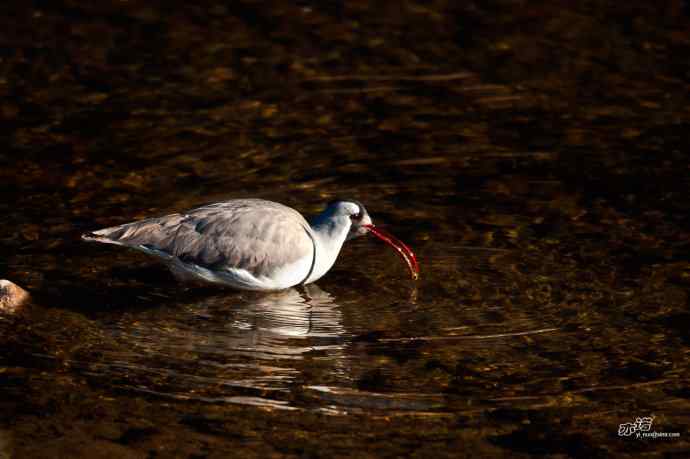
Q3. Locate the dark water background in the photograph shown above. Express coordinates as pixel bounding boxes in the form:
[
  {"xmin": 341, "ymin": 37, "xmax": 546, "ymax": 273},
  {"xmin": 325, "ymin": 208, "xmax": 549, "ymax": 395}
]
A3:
[{"xmin": 1, "ymin": 1, "xmax": 689, "ymax": 457}]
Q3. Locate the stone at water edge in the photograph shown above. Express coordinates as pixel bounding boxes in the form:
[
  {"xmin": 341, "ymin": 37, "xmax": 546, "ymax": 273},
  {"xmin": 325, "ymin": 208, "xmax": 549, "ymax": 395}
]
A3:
[{"xmin": 0, "ymin": 280, "xmax": 29, "ymax": 314}]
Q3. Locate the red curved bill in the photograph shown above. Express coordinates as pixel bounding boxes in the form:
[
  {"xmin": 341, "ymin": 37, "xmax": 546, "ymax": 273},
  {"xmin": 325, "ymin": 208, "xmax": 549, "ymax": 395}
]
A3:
[{"xmin": 364, "ymin": 224, "xmax": 419, "ymax": 280}]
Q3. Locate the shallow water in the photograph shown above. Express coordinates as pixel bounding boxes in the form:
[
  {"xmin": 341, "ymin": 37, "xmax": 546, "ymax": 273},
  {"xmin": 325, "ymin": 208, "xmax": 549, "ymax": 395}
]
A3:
[{"xmin": 1, "ymin": 1, "xmax": 690, "ymax": 457}]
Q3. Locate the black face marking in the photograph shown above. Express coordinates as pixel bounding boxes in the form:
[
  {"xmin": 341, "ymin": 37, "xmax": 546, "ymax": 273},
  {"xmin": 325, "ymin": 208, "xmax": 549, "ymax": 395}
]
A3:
[
  {"xmin": 350, "ymin": 200, "xmax": 366, "ymax": 220},
  {"xmin": 352, "ymin": 204, "xmax": 362, "ymax": 220}
]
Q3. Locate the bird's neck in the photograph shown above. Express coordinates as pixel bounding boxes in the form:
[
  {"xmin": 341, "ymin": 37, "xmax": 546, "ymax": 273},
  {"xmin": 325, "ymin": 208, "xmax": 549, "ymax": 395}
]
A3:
[{"xmin": 306, "ymin": 215, "xmax": 351, "ymax": 283}]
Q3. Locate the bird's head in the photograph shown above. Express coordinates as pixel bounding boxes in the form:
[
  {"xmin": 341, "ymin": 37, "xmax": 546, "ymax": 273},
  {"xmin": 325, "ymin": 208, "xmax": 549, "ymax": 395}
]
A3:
[
  {"xmin": 325, "ymin": 199, "xmax": 372, "ymax": 241},
  {"xmin": 324, "ymin": 199, "xmax": 419, "ymax": 280}
]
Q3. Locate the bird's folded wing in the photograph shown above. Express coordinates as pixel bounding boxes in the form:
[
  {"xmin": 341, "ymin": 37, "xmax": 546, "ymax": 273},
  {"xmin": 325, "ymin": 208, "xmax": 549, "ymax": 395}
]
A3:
[{"xmin": 85, "ymin": 200, "xmax": 314, "ymax": 278}]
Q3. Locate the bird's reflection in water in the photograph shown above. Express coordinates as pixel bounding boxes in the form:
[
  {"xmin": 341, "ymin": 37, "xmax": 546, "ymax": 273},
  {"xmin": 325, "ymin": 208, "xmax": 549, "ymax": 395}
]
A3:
[
  {"xmin": 228, "ymin": 284, "xmax": 347, "ymax": 346},
  {"xmin": 85, "ymin": 284, "xmax": 348, "ymax": 404}
]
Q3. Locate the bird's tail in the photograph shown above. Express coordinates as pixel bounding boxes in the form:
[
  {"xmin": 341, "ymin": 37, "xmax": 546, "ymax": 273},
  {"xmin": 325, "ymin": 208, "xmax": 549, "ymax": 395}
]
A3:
[
  {"xmin": 81, "ymin": 225, "xmax": 129, "ymax": 246},
  {"xmin": 81, "ymin": 222, "xmax": 174, "ymax": 261}
]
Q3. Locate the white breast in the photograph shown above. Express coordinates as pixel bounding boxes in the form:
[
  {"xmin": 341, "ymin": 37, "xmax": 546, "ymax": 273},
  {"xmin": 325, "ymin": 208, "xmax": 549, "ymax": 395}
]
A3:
[{"xmin": 304, "ymin": 216, "xmax": 351, "ymax": 285}]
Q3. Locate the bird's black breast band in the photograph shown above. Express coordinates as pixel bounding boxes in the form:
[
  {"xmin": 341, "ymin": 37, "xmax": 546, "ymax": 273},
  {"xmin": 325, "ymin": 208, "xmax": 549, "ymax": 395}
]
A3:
[{"xmin": 299, "ymin": 228, "xmax": 317, "ymax": 286}]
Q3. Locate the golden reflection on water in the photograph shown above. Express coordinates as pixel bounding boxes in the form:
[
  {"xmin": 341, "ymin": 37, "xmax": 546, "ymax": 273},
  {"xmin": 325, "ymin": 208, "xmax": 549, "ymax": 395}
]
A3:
[
  {"xmin": 0, "ymin": 429, "xmax": 11, "ymax": 459},
  {"xmin": 0, "ymin": 0, "xmax": 689, "ymax": 456}
]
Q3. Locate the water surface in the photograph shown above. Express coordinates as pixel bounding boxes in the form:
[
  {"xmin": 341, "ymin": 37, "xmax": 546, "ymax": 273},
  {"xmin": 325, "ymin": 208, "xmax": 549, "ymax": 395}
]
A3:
[{"xmin": 1, "ymin": 1, "xmax": 689, "ymax": 457}]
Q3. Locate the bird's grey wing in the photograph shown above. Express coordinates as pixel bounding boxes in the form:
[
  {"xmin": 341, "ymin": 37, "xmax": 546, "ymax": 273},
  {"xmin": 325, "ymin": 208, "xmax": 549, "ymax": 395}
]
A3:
[{"xmin": 83, "ymin": 199, "xmax": 314, "ymax": 277}]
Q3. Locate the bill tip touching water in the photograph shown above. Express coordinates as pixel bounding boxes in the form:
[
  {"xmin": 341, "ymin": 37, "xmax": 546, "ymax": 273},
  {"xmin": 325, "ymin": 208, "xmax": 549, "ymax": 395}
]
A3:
[{"xmin": 82, "ymin": 198, "xmax": 419, "ymax": 291}]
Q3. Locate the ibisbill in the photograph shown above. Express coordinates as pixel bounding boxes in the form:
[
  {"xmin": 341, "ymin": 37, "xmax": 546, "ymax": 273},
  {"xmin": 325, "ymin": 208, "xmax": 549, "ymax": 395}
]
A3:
[{"xmin": 83, "ymin": 199, "xmax": 419, "ymax": 291}]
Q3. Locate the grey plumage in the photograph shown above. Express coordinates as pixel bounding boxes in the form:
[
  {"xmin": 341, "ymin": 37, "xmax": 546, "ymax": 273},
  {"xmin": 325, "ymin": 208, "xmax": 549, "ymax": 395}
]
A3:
[
  {"xmin": 82, "ymin": 197, "xmax": 418, "ymax": 291},
  {"xmin": 83, "ymin": 199, "xmax": 314, "ymax": 279}
]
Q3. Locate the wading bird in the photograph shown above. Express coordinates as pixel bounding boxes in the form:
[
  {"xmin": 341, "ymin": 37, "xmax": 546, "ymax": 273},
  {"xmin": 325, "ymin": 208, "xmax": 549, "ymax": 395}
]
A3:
[{"xmin": 83, "ymin": 199, "xmax": 419, "ymax": 291}]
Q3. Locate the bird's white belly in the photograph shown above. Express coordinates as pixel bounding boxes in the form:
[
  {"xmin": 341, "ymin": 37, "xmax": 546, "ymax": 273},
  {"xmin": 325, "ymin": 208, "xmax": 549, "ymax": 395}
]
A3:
[{"xmin": 169, "ymin": 254, "xmax": 314, "ymax": 291}]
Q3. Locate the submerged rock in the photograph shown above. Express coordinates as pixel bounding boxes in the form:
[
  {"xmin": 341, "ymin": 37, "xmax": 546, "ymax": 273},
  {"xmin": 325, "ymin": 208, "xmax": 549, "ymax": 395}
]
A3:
[{"xmin": 0, "ymin": 280, "xmax": 29, "ymax": 314}]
